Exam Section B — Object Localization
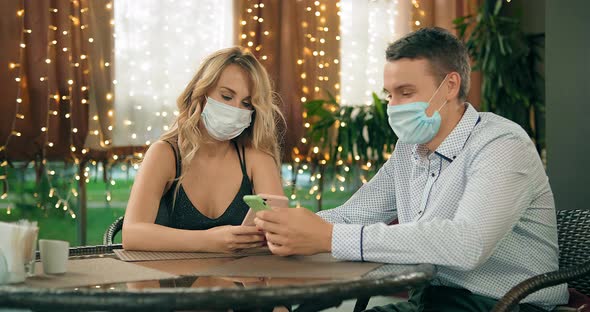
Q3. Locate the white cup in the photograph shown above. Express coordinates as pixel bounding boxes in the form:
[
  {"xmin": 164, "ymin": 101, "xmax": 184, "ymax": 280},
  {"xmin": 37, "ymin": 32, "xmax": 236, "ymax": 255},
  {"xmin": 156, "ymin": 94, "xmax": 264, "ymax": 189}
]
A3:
[{"xmin": 39, "ymin": 239, "xmax": 69, "ymax": 275}]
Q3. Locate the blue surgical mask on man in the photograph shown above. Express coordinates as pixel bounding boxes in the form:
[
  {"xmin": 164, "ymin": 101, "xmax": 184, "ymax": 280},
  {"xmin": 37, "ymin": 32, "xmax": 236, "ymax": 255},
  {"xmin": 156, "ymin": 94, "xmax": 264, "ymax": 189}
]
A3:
[{"xmin": 387, "ymin": 75, "xmax": 449, "ymax": 144}]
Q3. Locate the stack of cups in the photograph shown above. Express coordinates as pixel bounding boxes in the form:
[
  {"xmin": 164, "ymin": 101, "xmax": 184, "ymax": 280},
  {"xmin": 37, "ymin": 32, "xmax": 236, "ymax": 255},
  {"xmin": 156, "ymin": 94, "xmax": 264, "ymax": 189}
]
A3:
[{"xmin": 0, "ymin": 220, "xmax": 39, "ymax": 284}]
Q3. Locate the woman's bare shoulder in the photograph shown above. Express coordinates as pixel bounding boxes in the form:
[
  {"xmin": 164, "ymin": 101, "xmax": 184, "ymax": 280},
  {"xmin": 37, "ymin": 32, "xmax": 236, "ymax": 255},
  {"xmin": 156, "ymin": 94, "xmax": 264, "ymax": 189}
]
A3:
[
  {"xmin": 244, "ymin": 146, "xmax": 275, "ymax": 163},
  {"xmin": 146, "ymin": 140, "xmax": 176, "ymax": 160},
  {"xmin": 140, "ymin": 140, "xmax": 177, "ymax": 180}
]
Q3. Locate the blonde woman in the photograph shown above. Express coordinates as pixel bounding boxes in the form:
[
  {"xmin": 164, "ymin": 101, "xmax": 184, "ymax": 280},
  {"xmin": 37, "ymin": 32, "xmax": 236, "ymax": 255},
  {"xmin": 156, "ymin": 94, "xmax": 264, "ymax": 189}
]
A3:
[{"xmin": 122, "ymin": 47, "xmax": 285, "ymax": 252}]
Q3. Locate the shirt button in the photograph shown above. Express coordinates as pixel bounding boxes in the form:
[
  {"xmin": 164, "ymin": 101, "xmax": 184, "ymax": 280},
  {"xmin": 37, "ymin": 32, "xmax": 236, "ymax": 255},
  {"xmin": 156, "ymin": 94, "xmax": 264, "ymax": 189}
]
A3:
[
  {"xmin": 418, "ymin": 211, "xmax": 423, "ymax": 214},
  {"xmin": 431, "ymin": 173, "xmax": 436, "ymax": 177}
]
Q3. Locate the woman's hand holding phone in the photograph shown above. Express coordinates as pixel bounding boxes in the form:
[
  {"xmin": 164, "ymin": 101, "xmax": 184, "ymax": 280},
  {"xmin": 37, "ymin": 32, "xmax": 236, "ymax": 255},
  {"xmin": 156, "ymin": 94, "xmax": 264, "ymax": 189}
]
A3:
[{"xmin": 205, "ymin": 225, "xmax": 265, "ymax": 253}]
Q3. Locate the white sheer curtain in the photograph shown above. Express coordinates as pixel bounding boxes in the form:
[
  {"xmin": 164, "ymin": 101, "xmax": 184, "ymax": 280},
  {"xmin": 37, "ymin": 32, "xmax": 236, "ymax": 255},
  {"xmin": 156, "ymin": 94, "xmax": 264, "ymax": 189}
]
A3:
[
  {"xmin": 113, "ymin": 0, "xmax": 234, "ymax": 146},
  {"xmin": 339, "ymin": 0, "xmax": 411, "ymax": 106}
]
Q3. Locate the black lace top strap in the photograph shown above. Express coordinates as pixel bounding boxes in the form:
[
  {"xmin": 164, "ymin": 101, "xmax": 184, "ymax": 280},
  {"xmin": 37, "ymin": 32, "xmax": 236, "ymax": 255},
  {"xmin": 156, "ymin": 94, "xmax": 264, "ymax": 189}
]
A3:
[
  {"xmin": 233, "ymin": 141, "xmax": 248, "ymax": 177},
  {"xmin": 163, "ymin": 139, "xmax": 181, "ymax": 179}
]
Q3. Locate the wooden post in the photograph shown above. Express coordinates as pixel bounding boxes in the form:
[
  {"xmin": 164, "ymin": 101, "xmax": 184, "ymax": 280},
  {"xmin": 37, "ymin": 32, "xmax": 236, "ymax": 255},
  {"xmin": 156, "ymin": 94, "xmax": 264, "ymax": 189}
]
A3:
[
  {"xmin": 77, "ymin": 160, "xmax": 87, "ymax": 246},
  {"xmin": 317, "ymin": 164, "xmax": 325, "ymax": 211},
  {"xmin": 290, "ymin": 162, "xmax": 298, "ymax": 199}
]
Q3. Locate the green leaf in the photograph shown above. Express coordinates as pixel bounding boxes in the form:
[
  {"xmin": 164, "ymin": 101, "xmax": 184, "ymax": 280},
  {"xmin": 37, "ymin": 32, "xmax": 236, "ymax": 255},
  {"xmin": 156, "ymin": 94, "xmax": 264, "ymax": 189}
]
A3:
[
  {"xmin": 324, "ymin": 90, "xmax": 339, "ymax": 106},
  {"xmin": 372, "ymin": 93, "xmax": 386, "ymax": 119},
  {"xmin": 493, "ymin": 0, "xmax": 503, "ymax": 15},
  {"xmin": 304, "ymin": 99, "xmax": 326, "ymax": 115},
  {"xmin": 497, "ymin": 34, "xmax": 506, "ymax": 55},
  {"xmin": 453, "ymin": 16, "xmax": 466, "ymax": 25}
]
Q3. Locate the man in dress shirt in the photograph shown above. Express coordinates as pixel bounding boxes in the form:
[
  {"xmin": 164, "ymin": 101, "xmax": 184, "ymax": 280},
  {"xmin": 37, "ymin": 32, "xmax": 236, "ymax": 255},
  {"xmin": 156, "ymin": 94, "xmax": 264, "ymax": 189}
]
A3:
[{"xmin": 255, "ymin": 27, "xmax": 568, "ymax": 311}]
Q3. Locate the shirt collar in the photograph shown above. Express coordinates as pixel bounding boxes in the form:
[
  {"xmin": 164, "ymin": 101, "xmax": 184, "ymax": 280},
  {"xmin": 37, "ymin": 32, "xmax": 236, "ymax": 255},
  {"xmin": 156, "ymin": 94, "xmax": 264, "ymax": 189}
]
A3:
[
  {"xmin": 434, "ymin": 103, "xmax": 480, "ymax": 162},
  {"xmin": 411, "ymin": 143, "xmax": 430, "ymax": 166}
]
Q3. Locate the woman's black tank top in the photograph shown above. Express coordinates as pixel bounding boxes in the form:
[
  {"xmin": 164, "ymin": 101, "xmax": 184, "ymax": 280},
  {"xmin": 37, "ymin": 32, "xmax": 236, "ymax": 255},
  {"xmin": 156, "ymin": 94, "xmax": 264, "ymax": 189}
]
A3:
[{"xmin": 154, "ymin": 139, "xmax": 253, "ymax": 230}]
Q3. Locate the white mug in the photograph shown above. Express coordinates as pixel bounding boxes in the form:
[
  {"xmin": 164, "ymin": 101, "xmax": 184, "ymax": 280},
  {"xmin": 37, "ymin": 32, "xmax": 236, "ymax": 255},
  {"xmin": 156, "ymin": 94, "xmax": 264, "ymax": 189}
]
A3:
[{"xmin": 39, "ymin": 239, "xmax": 69, "ymax": 274}]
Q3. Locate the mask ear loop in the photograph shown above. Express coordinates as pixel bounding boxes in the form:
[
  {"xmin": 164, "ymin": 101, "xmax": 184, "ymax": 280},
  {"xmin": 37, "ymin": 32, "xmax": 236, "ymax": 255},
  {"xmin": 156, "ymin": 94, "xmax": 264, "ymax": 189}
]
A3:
[
  {"xmin": 437, "ymin": 100, "xmax": 449, "ymax": 112},
  {"xmin": 427, "ymin": 74, "xmax": 450, "ymax": 112}
]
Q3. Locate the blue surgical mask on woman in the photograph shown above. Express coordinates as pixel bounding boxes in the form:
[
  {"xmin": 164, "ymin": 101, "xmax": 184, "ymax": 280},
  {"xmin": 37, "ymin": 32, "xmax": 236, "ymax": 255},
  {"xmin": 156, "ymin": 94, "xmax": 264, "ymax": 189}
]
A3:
[{"xmin": 387, "ymin": 75, "xmax": 449, "ymax": 144}]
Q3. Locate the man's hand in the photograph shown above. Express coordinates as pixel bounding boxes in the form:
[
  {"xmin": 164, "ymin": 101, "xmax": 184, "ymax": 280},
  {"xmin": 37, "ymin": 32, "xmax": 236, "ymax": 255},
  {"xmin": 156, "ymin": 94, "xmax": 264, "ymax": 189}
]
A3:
[{"xmin": 254, "ymin": 207, "xmax": 333, "ymax": 256}]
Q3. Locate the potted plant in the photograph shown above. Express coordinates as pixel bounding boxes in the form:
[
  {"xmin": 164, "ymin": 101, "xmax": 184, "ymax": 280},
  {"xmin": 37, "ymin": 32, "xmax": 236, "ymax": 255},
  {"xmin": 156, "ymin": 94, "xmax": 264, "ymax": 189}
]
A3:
[{"xmin": 454, "ymin": 0, "xmax": 545, "ymax": 154}]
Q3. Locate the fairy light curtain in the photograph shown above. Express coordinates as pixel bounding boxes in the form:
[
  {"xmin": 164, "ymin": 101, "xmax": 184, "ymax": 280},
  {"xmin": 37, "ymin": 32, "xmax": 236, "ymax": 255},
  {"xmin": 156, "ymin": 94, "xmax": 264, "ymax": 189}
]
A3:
[
  {"xmin": 0, "ymin": 0, "xmax": 114, "ymax": 205},
  {"xmin": 0, "ymin": 0, "xmax": 475, "ymax": 162},
  {"xmin": 236, "ymin": 0, "xmax": 341, "ymax": 160},
  {"xmin": 408, "ymin": 0, "xmax": 483, "ymax": 107},
  {"xmin": 339, "ymin": 0, "xmax": 411, "ymax": 106},
  {"xmin": 338, "ymin": 0, "xmax": 481, "ymax": 107},
  {"xmin": 0, "ymin": 0, "xmax": 114, "ymax": 157},
  {"xmin": 112, "ymin": 0, "xmax": 234, "ymax": 146}
]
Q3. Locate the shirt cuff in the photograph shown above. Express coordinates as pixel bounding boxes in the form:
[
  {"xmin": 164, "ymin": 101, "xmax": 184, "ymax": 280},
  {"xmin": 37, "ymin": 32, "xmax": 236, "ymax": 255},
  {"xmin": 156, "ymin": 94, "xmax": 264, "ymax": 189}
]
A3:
[
  {"xmin": 316, "ymin": 209, "xmax": 334, "ymax": 223},
  {"xmin": 331, "ymin": 223, "xmax": 365, "ymax": 261}
]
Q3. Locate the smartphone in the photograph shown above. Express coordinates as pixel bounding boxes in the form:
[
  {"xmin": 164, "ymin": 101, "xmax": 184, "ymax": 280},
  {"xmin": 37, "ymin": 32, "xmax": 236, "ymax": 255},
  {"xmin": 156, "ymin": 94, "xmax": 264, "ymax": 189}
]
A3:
[
  {"xmin": 243, "ymin": 195, "xmax": 271, "ymax": 213},
  {"xmin": 257, "ymin": 194, "xmax": 289, "ymax": 209},
  {"xmin": 241, "ymin": 194, "xmax": 289, "ymax": 226}
]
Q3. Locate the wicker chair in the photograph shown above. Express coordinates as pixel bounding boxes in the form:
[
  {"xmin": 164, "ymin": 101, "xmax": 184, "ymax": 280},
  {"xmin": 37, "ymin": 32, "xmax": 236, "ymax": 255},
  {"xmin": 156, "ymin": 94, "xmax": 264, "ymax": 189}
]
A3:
[
  {"xmin": 103, "ymin": 216, "xmax": 124, "ymax": 245},
  {"xmin": 354, "ymin": 209, "xmax": 590, "ymax": 312},
  {"xmin": 492, "ymin": 209, "xmax": 590, "ymax": 311}
]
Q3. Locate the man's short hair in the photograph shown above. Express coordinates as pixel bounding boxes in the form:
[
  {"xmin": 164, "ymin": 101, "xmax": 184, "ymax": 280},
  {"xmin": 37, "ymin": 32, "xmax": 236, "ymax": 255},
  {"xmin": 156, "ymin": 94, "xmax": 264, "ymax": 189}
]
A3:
[{"xmin": 386, "ymin": 27, "xmax": 471, "ymax": 101}]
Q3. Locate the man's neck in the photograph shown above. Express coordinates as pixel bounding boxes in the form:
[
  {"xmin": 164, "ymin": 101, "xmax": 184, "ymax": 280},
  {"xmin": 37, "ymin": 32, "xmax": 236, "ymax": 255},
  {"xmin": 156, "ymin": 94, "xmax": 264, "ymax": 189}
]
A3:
[{"xmin": 425, "ymin": 101, "xmax": 467, "ymax": 152}]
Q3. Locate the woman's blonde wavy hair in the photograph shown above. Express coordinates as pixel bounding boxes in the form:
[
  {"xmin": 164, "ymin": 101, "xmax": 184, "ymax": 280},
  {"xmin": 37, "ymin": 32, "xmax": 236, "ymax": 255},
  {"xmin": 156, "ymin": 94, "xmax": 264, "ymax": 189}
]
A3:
[{"xmin": 160, "ymin": 46, "xmax": 285, "ymax": 186}]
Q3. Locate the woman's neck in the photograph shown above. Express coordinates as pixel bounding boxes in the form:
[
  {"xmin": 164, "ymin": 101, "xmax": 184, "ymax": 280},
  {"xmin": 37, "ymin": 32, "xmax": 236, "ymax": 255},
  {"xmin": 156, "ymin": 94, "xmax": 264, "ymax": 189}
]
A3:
[
  {"xmin": 198, "ymin": 139, "xmax": 232, "ymax": 159},
  {"xmin": 177, "ymin": 124, "xmax": 234, "ymax": 161}
]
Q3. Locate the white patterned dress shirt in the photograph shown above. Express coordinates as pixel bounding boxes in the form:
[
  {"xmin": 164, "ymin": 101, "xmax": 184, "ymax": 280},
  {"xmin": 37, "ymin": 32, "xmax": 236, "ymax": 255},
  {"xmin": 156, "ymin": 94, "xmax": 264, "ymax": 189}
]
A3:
[{"xmin": 317, "ymin": 103, "xmax": 569, "ymax": 310}]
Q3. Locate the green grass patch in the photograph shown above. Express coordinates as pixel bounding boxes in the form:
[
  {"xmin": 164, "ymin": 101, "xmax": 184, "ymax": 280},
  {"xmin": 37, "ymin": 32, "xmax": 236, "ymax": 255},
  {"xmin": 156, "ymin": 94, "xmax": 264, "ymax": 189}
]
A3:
[
  {"xmin": 0, "ymin": 207, "xmax": 124, "ymax": 246},
  {"xmin": 0, "ymin": 181, "xmax": 354, "ymax": 246},
  {"xmin": 0, "ymin": 162, "xmax": 362, "ymax": 246}
]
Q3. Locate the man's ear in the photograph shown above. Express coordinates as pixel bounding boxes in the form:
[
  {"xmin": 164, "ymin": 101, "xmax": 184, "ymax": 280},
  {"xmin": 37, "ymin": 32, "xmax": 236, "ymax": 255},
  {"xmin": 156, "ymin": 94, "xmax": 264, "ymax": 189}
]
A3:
[{"xmin": 446, "ymin": 72, "xmax": 461, "ymax": 100}]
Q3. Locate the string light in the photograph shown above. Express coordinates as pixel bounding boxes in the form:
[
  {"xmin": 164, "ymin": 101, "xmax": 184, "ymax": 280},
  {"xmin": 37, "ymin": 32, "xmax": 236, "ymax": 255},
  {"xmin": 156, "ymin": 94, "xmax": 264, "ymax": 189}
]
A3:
[
  {"xmin": 411, "ymin": 0, "xmax": 426, "ymax": 31},
  {"xmin": 294, "ymin": 0, "xmax": 340, "ymax": 178},
  {"xmin": 113, "ymin": 1, "xmax": 230, "ymax": 147},
  {"xmin": 1, "ymin": 0, "xmax": 29, "ymax": 204},
  {"xmin": 2, "ymin": 0, "xmax": 397, "ymax": 220},
  {"xmin": 290, "ymin": 0, "xmax": 407, "ymax": 205},
  {"xmin": 25, "ymin": 0, "xmax": 112, "ymax": 219}
]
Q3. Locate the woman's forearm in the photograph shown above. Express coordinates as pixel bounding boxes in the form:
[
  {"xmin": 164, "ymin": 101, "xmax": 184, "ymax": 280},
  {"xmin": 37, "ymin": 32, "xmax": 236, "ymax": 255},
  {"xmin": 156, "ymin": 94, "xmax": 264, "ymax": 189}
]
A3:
[{"xmin": 122, "ymin": 222, "xmax": 212, "ymax": 252}]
